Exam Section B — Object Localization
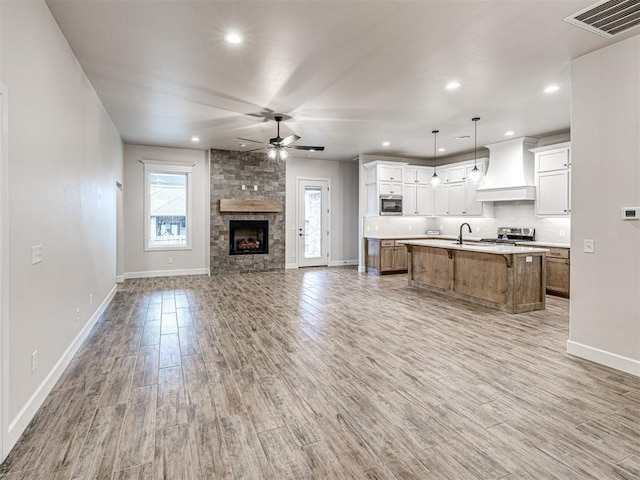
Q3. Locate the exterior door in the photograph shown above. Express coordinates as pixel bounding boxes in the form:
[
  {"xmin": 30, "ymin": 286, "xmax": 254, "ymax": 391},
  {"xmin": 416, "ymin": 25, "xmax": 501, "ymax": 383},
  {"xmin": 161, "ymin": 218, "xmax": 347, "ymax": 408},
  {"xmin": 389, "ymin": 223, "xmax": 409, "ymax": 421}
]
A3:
[{"xmin": 297, "ymin": 178, "xmax": 329, "ymax": 267}]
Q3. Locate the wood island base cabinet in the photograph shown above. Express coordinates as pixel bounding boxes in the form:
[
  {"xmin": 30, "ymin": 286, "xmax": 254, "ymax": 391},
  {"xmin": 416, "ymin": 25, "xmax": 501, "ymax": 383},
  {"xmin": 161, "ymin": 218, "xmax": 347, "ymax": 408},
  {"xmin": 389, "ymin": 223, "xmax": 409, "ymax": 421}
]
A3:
[{"xmin": 406, "ymin": 244, "xmax": 547, "ymax": 314}]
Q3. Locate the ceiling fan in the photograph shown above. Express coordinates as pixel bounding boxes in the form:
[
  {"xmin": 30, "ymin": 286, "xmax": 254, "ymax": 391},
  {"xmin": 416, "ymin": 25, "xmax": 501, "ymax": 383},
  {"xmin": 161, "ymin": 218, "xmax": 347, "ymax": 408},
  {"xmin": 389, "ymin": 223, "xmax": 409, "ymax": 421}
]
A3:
[{"xmin": 238, "ymin": 115, "xmax": 325, "ymax": 160}]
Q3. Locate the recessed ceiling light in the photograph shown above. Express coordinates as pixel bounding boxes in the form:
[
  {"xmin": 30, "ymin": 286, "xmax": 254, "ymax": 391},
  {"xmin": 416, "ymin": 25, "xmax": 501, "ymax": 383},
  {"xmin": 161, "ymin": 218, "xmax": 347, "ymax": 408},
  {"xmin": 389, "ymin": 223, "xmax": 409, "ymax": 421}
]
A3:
[
  {"xmin": 504, "ymin": 130, "xmax": 514, "ymax": 136},
  {"xmin": 446, "ymin": 81, "xmax": 461, "ymax": 90},
  {"xmin": 224, "ymin": 32, "xmax": 243, "ymax": 44},
  {"xmin": 382, "ymin": 141, "xmax": 390, "ymax": 147},
  {"xmin": 239, "ymin": 143, "xmax": 247, "ymax": 147},
  {"xmin": 191, "ymin": 136, "xmax": 200, "ymax": 142},
  {"xmin": 438, "ymin": 148, "xmax": 446, "ymax": 152},
  {"xmin": 544, "ymin": 85, "xmax": 560, "ymax": 93}
]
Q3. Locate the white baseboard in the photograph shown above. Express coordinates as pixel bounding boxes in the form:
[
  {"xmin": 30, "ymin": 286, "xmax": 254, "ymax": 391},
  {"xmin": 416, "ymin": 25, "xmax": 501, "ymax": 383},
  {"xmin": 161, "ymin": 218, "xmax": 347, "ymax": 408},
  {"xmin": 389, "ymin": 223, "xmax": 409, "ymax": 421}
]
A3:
[
  {"xmin": 567, "ymin": 340, "xmax": 640, "ymax": 377},
  {"xmin": 115, "ymin": 275, "xmax": 124, "ymax": 283},
  {"xmin": 6, "ymin": 284, "xmax": 118, "ymax": 451},
  {"xmin": 328, "ymin": 260, "xmax": 359, "ymax": 267},
  {"xmin": 124, "ymin": 268, "xmax": 209, "ymax": 280},
  {"xmin": 286, "ymin": 261, "xmax": 357, "ymax": 269}
]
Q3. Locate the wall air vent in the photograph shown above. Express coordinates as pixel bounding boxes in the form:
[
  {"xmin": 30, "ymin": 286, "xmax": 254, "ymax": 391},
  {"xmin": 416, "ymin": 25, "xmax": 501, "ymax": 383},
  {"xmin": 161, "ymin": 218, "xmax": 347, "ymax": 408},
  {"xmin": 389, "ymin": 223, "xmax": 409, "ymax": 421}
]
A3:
[{"xmin": 564, "ymin": 0, "xmax": 640, "ymax": 38}]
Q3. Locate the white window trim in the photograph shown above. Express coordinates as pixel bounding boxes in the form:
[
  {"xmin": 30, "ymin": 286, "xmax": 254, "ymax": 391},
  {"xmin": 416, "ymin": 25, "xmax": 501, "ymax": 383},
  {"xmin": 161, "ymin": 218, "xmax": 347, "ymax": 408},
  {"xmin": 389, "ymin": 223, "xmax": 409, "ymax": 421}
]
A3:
[{"xmin": 141, "ymin": 159, "xmax": 195, "ymax": 252}]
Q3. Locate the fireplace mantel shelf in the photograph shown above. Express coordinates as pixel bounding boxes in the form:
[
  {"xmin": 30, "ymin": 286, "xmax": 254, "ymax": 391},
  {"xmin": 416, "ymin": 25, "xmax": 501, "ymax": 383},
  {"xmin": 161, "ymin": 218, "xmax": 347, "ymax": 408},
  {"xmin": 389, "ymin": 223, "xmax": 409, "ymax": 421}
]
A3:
[{"xmin": 219, "ymin": 199, "xmax": 283, "ymax": 213}]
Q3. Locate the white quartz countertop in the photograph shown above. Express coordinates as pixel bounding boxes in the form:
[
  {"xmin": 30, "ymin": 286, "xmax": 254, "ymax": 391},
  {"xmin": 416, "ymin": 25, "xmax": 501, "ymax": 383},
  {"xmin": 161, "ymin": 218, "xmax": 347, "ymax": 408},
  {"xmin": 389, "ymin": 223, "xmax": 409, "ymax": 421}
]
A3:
[
  {"xmin": 515, "ymin": 241, "xmax": 570, "ymax": 248},
  {"xmin": 364, "ymin": 235, "xmax": 569, "ymax": 249},
  {"xmin": 398, "ymin": 239, "xmax": 549, "ymax": 255}
]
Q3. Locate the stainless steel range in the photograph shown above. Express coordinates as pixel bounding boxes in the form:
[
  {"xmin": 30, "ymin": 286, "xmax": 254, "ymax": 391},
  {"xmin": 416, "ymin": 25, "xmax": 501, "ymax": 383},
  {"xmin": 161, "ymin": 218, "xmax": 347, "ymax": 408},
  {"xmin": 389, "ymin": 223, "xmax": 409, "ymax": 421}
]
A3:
[{"xmin": 480, "ymin": 227, "xmax": 535, "ymax": 246}]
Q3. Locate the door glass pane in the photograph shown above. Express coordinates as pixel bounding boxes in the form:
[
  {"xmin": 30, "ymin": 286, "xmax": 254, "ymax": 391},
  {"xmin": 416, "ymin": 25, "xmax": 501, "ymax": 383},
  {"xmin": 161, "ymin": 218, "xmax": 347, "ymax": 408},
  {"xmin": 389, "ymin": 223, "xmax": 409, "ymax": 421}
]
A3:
[{"xmin": 304, "ymin": 186, "xmax": 322, "ymax": 258}]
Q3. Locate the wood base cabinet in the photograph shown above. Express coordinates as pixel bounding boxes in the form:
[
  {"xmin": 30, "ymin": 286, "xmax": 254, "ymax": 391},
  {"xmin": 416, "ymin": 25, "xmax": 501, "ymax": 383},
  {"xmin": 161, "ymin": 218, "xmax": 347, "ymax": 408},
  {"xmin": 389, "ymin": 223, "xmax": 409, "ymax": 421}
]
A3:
[
  {"xmin": 546, "ymin": 247, "xmax": 570, "ymax": 298},
  {"xmin": 366, "ymin": 239, "xmax": 408, "ymax": 274}
]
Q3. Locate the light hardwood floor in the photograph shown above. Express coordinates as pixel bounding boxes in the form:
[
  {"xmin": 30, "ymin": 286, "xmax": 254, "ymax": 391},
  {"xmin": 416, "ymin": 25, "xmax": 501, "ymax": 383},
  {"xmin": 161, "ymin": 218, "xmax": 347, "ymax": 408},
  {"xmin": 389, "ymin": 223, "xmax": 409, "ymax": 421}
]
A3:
[{"xmin": 1, "ymin": 267, "xmax": 639, "ymax": 479}]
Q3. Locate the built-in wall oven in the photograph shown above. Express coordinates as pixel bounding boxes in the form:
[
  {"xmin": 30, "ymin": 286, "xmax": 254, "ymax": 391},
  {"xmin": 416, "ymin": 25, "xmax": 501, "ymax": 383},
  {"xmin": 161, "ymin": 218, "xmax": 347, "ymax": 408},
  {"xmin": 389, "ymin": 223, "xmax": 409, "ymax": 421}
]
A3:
[{"xmin": 380, "ymin": 195, "xmax": 403, "ymax": 215}]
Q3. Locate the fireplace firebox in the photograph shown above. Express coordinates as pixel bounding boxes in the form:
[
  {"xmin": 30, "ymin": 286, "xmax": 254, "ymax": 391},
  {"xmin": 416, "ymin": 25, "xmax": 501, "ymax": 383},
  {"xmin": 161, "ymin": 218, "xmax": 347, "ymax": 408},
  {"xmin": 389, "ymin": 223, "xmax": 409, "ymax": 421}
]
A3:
[{"xmin": 229, "ymin": 220, "xmax": 269, "ymax": 255}]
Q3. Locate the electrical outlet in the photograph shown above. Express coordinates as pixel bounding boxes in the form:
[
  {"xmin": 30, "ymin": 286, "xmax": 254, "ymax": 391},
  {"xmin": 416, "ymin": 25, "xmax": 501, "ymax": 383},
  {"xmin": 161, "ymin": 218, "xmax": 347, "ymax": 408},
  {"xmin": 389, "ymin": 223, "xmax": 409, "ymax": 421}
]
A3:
[
  {"xmin": 366, "ymin": 226, "xmax": 371, "ymax": 232},
  {"xmin": 374, "ymin": 225, "xmax": 379, "ymax": 231},
  {"xmin": 168, "ymin": 257, "xmax": 173, "ymax": 264},
  {"xmin": 559, "ymin": 229, "xmax": 565, "ymax": 237},
  {"xmin": 408, "ymin": 225, "xmax": 412, "ymax": 231},
  {"xmin": 76, "ymin": 308, "xmax": 80, "ymax": 321},
  {"xmin": 89, "ymin": 294, "xmax": 93, "ymax": 306},
  {"xmin": 253, "ymin": 185, "xmax": 258, "ymax": 191},
  {"xmin": 31, "ymin": 245, "xmax": 43, "ymax": 265},
  {"xmin": 31, "ymin": 351, "xmax": 38, "ymax": 372},
  {"xmin": 242, "ymin": 185, "xmax": 246, "ymax": 190}
]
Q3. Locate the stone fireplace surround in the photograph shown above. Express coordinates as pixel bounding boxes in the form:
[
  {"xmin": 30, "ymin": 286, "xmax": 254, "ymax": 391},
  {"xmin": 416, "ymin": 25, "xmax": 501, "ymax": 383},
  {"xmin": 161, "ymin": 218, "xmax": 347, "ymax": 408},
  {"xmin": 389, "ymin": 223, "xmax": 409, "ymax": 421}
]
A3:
[{"xmin": 210, "ymin": 149, "xmax": 285, "ymax": 275}]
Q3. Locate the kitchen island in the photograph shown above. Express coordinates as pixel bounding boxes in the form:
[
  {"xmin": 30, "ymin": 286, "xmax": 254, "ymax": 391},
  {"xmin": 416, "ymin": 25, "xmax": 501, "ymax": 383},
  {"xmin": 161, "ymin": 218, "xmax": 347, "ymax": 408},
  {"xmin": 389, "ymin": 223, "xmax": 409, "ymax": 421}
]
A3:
[{"xmin": 401, "ymin": 240, "xmax": 548, "ymax": 314}]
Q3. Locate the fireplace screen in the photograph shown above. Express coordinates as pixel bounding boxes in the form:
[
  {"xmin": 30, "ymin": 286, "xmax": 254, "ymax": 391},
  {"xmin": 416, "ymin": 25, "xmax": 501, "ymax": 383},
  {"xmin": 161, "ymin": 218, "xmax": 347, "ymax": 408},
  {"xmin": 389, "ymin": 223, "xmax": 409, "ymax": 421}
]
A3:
[{"xmin": 229, "ymin": 220, "xmax": 269, "ymax": 255}]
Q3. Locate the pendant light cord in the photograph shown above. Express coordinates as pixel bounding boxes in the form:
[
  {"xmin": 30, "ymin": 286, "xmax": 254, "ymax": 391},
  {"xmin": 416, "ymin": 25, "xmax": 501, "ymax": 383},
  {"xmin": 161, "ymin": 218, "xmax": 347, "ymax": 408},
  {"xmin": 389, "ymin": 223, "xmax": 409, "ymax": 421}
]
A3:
[
  {"xmin": 432, "ymin": 129, "xmax": 439, "ymax": 172},
  {"xmin": 472, "ymin": 117, "xmax": 480, "ymax": 168}
]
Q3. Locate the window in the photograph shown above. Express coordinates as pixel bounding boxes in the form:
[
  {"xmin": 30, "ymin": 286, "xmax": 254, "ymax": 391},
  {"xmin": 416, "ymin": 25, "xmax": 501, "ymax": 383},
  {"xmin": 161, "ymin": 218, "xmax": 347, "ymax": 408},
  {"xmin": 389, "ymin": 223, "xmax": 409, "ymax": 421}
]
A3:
[{"xmin": 142, "ymin": 160, "xmax": 194, "ymax": 251}]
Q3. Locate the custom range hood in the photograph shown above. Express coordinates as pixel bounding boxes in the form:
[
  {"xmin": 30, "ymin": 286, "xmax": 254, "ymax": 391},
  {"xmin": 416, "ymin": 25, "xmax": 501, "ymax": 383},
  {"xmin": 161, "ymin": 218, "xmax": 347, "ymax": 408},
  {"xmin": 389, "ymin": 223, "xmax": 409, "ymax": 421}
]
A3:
[{"xmin": 475, "ymin": 136, "xmax": 538, "ymax": 202}]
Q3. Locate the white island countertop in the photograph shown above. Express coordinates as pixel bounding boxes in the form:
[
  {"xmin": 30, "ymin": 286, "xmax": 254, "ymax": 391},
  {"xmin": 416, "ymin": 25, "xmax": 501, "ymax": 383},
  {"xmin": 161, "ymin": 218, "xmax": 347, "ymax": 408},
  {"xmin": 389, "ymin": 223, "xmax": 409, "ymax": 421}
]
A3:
[{"xmin": 399, "ymin": 239, "xmax": 549, "ymax": 255}]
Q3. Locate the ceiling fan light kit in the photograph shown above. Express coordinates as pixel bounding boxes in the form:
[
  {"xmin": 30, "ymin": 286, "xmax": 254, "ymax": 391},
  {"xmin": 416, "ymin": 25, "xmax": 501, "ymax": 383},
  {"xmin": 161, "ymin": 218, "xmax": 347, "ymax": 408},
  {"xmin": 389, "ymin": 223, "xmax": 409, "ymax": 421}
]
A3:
[{"xmin": 237, "ymin": 114, "xmax": 325, "ymax": 161}]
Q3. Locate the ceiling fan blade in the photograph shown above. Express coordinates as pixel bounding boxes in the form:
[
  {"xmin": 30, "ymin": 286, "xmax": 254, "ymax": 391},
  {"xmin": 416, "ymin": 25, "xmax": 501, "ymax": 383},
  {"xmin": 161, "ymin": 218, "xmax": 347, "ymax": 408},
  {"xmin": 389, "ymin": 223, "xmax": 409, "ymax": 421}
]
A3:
[
  {"xmin": 289, "ymin": 145, "xmax": 325, "ymax": 151},
  {"xmin": 281, "ymin": 134, "xmax": 301, "ymax": 146},
  {"xmin": 236, "ymin": 137, "xmax": 264, "ymax": 144}
]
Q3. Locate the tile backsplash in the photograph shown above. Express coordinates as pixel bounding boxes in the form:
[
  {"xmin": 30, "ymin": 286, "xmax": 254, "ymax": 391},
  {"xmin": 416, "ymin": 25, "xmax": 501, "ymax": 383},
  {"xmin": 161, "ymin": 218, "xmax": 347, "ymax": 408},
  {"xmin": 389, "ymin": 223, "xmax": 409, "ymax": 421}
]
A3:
[{"xmin": 364, "ymin": 201, "xmax": 570, "ymax": 243}]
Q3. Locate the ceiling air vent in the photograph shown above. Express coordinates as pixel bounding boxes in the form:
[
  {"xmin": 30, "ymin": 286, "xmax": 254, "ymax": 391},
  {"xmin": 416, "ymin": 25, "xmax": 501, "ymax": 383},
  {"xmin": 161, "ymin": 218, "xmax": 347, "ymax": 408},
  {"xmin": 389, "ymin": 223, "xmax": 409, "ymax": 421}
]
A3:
[{"xmin": 564, "ymin": 0, "xmax": 640, "ymax": 38}]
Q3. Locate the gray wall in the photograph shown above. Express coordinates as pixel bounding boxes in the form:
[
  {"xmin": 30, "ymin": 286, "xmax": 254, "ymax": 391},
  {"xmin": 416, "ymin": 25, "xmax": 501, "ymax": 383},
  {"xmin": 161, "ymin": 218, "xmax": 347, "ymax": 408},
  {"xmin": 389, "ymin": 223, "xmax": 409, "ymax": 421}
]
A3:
[
  {"xmin": 210, "ymin": 149, "xmax": 285, "ymax": 275},
  {"xmin": 569, "ymin": 34, "xmax": 640, "ymax": 376},
  {"xmin": 123, "ymin": 144, "xmax": 209, "ymax": 278},
  {"xmin": 1, "ymin": 0, "xmax": 123, "ymax": 453}
]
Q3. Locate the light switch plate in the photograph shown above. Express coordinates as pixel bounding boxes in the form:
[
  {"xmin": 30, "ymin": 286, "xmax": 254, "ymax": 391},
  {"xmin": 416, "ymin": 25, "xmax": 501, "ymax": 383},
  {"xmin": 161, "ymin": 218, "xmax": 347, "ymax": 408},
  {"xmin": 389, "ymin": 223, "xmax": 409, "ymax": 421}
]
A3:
[
  {"xmin": 31, "ymin": 245, "xmax": 43, "ymax": 264},
  {"xmin": 584, "ymin": 239, "xmax": 595, "ymax": 253}
]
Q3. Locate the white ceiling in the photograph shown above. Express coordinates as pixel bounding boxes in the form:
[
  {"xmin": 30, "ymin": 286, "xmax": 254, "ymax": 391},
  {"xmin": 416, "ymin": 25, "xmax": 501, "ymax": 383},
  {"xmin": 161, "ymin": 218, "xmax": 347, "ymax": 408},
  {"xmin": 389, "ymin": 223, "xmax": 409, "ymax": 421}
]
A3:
[{"xmin": 44, "ymin": 0, "xmax": 636, "ymax": 161}]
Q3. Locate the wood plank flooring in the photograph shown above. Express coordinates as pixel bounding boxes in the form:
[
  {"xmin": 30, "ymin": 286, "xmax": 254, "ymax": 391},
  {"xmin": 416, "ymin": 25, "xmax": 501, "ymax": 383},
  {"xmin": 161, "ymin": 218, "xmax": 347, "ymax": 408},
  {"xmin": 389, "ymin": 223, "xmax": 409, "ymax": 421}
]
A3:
[{"xmin": 1, "ymin": 267, "xmax": 640, "ymax": 479}]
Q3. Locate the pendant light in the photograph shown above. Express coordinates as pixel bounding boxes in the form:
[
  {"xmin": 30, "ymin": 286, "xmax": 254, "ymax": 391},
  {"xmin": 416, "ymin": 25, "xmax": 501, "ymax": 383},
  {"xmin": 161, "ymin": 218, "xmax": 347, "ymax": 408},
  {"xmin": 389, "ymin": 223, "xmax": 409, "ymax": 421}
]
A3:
[
  {"xmin": 429, "ymin": 129, "xmax": 442, "ymax": 187},
  {"xmin": 467, "ymin": 117, "xmax": 484, "ymax": 184}
]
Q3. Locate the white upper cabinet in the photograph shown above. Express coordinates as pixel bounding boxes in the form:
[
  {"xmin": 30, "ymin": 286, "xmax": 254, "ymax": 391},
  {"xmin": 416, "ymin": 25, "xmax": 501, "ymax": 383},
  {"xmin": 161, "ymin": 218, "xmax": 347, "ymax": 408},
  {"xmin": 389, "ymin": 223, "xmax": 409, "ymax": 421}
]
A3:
[
  {"xmin": 537, "ymin": 170, "xmax": 570, "ymax": 215},
  {"xmin": 531, "ymin": 143, "xmax": 571, "ymax": 216},
  {"xmin": 378, "ymin": 165, "xmax": 404, "ymax": 183},
  {"xmin": 446, "ymin": 165, "xmax": 466, "ymax": 183},
  {"xmin": 404, "ymin": 166, "xmax": 434, "ymax": 216},
  {"xmin": 536, "ymin": 146, "xmax": 570, "ymax": 172},
  {"xmin": 363, "ymin": 161, "xmax": 407, "ymax": 216},
  {"xmin": 405, "ymin": 166, "xmax": 433, "ymax": 184}
]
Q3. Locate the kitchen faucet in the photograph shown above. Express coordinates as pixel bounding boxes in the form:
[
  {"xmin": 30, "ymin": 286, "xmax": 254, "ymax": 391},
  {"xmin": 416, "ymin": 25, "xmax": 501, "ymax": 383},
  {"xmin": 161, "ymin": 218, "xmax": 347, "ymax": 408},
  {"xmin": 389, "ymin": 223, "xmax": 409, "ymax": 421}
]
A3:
[{"xmin": 457, "ymin": 223, "xmax": 472, "ymax": 245}]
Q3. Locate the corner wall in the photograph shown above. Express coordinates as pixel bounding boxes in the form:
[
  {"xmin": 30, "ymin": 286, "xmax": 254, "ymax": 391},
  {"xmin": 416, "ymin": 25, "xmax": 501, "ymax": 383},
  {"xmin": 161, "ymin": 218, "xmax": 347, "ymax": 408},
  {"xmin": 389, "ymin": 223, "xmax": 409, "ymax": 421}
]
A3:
[
  {"xmin": 569, "ymin": 34, "xmax": 640, "ymax": 376},
  {"xmin": 1, "ymin": 0, "xmax": 124, "ymax": 454},
  {"xmin": 210, "ymin": 149, "xmax": 285, "ymax": 275},
  {"xmin": 123, "ymin": 144, "xmax": 209, "ymax": 278}
]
